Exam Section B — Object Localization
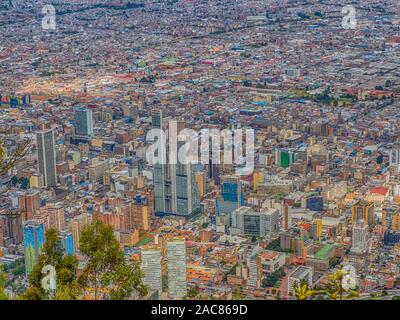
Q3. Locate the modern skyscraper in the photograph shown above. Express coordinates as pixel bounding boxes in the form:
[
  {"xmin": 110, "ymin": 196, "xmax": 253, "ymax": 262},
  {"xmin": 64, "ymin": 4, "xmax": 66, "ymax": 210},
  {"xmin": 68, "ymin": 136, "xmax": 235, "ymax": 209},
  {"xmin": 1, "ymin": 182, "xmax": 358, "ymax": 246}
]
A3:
[
  {"xmin": 221, "ymin": 175, "xmax": 244, "ymax": 206},
  {"xmin": 58, "ymin": 230, "xmax": 74, "ymax": 256},
  {"xmin": 37, "ymin": 129, "xmax": 57, "ymax": 187},
  {"xmin": 74, "ymin": 107, "xmax": 93, "ymax": 136},
  {"xmin": 152, "ymin": 110, "xmax": 200, "ymax": 217},
  {"xmin": 351, "ymin": 220, "xmax": 368, "ymax": 254},
  {"xmin": 351, "ymin": 201, "xmax": 375, "ymax": 225},
  {"xmin": 23, "ymin": 220, "xmax": 45, "ymax": 274},
  {"xmin": 389, "ymin": 145, "xmax": 400, "ymax": 172},
  {"xmin": 215, "ymin": 175, "xmax": 244, "ymax": 216},
  {"xmin": 167, "ymin": 237, "xmax": 187, "ymax": 299},
  {"xmin": 141, "ymin": 245, "xmax": 162, "ymax": 298}
]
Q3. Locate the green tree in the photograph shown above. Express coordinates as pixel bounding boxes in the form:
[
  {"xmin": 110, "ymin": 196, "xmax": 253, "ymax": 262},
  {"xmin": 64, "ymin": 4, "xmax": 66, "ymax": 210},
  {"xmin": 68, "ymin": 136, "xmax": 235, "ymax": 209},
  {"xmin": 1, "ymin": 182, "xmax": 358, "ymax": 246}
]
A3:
[
  {"xmin": 78, "ymin": 219, "xmax": 148, "ymax": 300},
  {"xmin": 21, "ymin": 228, "xmax": 80, "ymax": 300},
  {"xmin": 0, "ymin": 264, "xmax": 8, "ymax": 300},
  {"xmin": 188, "ymin": 285, "xmax": 200, "ymax": 298}
]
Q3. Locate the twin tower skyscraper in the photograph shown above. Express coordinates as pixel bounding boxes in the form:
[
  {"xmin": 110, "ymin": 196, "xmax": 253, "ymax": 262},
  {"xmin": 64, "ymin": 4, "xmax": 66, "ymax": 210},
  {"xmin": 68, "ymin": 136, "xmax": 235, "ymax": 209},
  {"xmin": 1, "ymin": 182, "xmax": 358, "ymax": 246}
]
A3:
[{"xmin": 151, "ymin": 109, "xmax": 201, "ymax": 217}]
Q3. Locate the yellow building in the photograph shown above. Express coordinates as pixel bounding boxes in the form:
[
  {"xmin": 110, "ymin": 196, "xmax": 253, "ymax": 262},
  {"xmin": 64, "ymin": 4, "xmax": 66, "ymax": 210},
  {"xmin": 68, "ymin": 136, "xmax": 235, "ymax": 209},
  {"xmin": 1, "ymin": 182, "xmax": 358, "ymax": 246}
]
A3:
[
  {"xmin": 253, "ymin": 171, "xmax": 264, "ymax": 191},
  {"xmin": 91, "ymin": 137, "xmax": 103, "ymax": 148},
  {"xmin": 195, "ymin": 172, "xmax": 205, "ymax": 198},
  {"xmin": 352, "ymin": 201, "xmax": 375, "ymax": 225},
  {"xmin": 315, "ymin": 218, "xmax": 323, "ymax": 239},
  {"xmin": 29, "ymin": 174, "xmax": 43, "ymax": 188}
]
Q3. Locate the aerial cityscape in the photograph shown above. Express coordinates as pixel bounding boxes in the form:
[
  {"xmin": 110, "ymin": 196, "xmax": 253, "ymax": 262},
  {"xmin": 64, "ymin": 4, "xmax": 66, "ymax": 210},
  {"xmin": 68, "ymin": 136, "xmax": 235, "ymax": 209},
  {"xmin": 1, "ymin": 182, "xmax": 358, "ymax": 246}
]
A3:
[{"xmin": 2, "ymin": 0, "xmax": 400, "ymax": 303}]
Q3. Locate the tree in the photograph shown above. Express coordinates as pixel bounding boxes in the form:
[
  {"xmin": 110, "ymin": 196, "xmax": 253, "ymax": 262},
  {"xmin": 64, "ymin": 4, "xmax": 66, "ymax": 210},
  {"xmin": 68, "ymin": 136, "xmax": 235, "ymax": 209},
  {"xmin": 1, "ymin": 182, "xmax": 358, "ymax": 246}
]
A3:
[
  {"xmin": 0, "ymin": 139, "xmax": 30, "ymax": 175},
  {"xmin": 325, "ymin": 270, "xmax": 358, "ymax": 300},
  {"xmin": 0, "ymin": 265, "xmax": 8, "ymax": 300},
  {"xmin": 188, "ymin": 285, "xmax": 200, "ymax": 298},
  {"xmin": 293, "ymin": 279, "xmax": 315, "ymax": 300},
  {"xmin": 21, "ymin": 228, "xmax": 80, "ymax": 300},
  {"xmin": 78, "ymin": 219, "xmax": 148, "ymax": 300}
]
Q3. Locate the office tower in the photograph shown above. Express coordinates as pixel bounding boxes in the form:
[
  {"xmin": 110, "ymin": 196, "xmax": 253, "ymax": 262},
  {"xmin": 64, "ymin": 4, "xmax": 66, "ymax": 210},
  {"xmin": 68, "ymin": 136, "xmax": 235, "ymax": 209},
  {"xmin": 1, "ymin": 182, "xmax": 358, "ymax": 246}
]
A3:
[
  {"xmin": 275, "ymin": 149, "xmax": 297, "ymax": 168},
  {"xmin": 74, "ymin": 107, "xmax": 93, "ymax": 136},
  {"xmin": 382, "ymin": 204, "xmax": 400, "ymax": 231},
  {"xmin": 246, "ymin": 246, "xmax": 262, "ymax": 289},
  {"xmin": 58, "ymin": 230, "xmax": 74, "ymax": 256},
  {"xmin": 207, "ymin": 138, "xmax": 221, "ymax": 185},
  {"xmin": 215, "ymin": 175, "xmax": 244, "ymax": 216},
  {"xmin": 389, "ymin": 145, "xmax": 400, "ymax": 172},
  {"xmin": 141, "ymin": 245, "xmax": 162, "ymax": 297},
  {"xmin": 172, "ymin": 136, "xmax": 201, "ymax": 216},
  {"xmin": 351, "ymin": 201, "xmax": 375, "ymax": 225},
  {"xmin": 152, "ymin": 109, "xmax": 167, "ymax": 214},
  {"xmin": 23, "ymin": 220, "xmax": 45, "ymax": 274},
  {"xmin": 18, "ymin": 191, "xmax": 40, "ymax": 221},
  {"xmin": 72, "ymin": 213, "xmax": 91, "ymax": 253},
  {"xmin": 195, "ymin": 172, "xmax": 206, "ymax": 198},
  {"xmin": 351, "ymin": 220, "xmax": 368, "ymax": 254},
  {"xmin": 152, "ymin": 110, "xmax": 200, "ymax": 217},
  {"xmin": 0, "ymin": 213, "xmax": 23, "ymax": 246},
  {"xmin": 287, "ymin": 266, "xmax": 313, "ymax": 294},
  {"xmin": 221, "ymin": 175, "xmax": 244, "ymax": 206},
  {"xmin": 167, "ymin": 237, "xmax": 187, "ymax": 299},
  {"xmin": 230, "ymin": 207, "xmax": 279, "ymax": 238},
  {"xmin": 312, "ymin": 218, "xmax": 323, "ymax": 239},
  {"xmin": 282, "ymin": 198, "xmax": 294, "ymax": 230},
  {"xmin": 37, "ymin": 129, "xmax": 57, "ymax": 187}
]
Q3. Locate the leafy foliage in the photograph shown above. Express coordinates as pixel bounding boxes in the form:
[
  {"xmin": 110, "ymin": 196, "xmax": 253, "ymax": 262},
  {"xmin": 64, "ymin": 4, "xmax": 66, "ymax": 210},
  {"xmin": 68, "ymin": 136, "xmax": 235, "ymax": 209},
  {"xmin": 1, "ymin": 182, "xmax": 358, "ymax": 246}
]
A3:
[
  {"xmin": 0, "ymin": 264, "xmax": 8, "ymax": 300},
  {"xmin": 78, "ymin": 218, "xmax": 148, "ymax": 300}
]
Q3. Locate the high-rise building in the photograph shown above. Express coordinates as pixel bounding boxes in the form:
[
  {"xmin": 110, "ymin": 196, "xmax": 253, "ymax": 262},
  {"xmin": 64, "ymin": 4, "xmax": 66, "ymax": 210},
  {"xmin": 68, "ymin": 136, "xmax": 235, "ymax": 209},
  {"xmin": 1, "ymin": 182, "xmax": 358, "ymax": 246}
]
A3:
[
  {"xmin": 351, "ymin": 220, "xmax": 368, "ymax": 254},
  {"xmin": 312, "ymin": 218, "xmax": 323, "ymax": 240},
  {"xmin": 23, "ymin": 220, "xmax": 45, "ymax": 274},
  {"xmin": 351, "ymin": 201, "xmax": 375, "ymax": 225},
  {"xmin": 215, "ymin": 175, "xmax": 244, "ymax": 216},
  {"xmin": 18, "ymin": 191, "xmax": 40, "ymax": 221},
  {"xmin": 74, "ymin": 107, "xmax": 93, "ymax": 136},
  {"xmin": 152, "ymin": 110, "xmax": 200, "ymax": 217},
  {"xmin": 58, "ymin": 230, "xmax": 74, "ymax": 256},
  {"xmin": 167, "ymin": 237, "xmax": 187, "ymax": 299},
  {"xmin": 382, "ymin": 204, "xmax": 400, "ymax": 231},
  {"xmin": 389, "ymin": 145, "xmax": 400, "ymax": 172},
  {"xmin": 0, "ymin": 212, "xmax": 23, "ymax": 246},
  {"xmin": 141, "ymin": 245, "xmax": 162, "ymax": 297},
  {"xmin": 275, "ymin": 149, "xmax": 298, "ymax": 168},
  {"xmin": 221, "ymin": 175, "xmax": 244, "ymax": 206},
  {"xmin": 37, "ymin": 129, "xmax": 57, "ymax": 187}
]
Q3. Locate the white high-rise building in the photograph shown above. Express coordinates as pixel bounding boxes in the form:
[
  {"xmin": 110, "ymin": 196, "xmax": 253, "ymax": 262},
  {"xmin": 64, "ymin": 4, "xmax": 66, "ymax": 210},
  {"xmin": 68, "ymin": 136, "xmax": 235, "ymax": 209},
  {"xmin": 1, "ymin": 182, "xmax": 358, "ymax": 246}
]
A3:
[
  {"xmin": 141, "ymin": 245, "xmax": 162, "ymax": 297},
  {"xmin": 389, "ymin": 147, "xmax": 400, "ymax": 172},
  {"xmin": 351, "ymin": 220, "xmax": 368, "ymax": 254},
  {"xmin": 167, "ymin": 237, "xmax": 187, "ymax": 299}
]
